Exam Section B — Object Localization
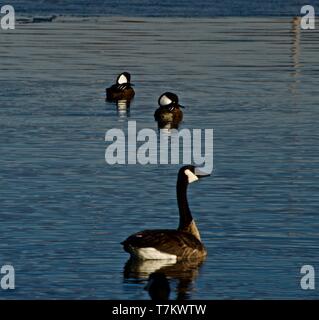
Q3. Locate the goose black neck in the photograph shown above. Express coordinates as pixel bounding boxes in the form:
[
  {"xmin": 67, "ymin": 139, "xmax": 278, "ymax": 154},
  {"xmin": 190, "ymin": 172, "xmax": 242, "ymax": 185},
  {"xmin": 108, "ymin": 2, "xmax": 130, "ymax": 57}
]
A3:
[{"xmin": 177, "ymin": 177, "xmax": 193, "ymax": 230}]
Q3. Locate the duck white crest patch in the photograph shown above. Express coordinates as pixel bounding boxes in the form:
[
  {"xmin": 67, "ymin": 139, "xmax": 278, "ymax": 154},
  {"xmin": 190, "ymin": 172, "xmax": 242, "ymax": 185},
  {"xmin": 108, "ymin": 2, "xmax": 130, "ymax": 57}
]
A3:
[
  {"xmin": 185, "ymin": 169, "xmax": 199, "ymax": 184},
  {"xmin": 117, "ymin": 74, "xmax": 128, "ymax": 84},
  {"xmin": 159, "ymin": 95, "xmax": 172, "ymax": 107}
]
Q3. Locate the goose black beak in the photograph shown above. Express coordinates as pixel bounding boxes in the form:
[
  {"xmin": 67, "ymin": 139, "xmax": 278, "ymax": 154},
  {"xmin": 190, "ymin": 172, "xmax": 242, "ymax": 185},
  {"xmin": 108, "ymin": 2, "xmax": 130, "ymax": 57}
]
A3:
[
  {"xmin": 195, "ymin": 168, "xmax": 211, "ymax": 179},
  {"xmin": 179, "ymin": 104, "xmax": 185, "ymax": 108}
]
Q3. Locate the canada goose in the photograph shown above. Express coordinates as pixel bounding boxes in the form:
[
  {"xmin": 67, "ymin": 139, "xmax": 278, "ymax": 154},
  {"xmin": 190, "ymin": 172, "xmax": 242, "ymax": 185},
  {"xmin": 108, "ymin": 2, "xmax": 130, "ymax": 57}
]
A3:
[
  {"xmin": 106, "ymin": 72, "xmax": 135, "ymax": 101},
  {"xmin": 154, "ymin": 92, "xmax": 184, "ymax": 129},
  {"xmin": 121, "ymin": 165, "xmax": 209, "ymax": 260},
  {"xmin": 144, "ymin": 272, "xmax": 170, "ymax": 301}
]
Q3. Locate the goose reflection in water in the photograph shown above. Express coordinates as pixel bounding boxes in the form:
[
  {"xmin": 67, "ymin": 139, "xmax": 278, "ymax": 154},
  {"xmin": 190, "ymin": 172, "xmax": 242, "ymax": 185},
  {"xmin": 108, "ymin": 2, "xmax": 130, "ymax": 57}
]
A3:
[
  {"xmin": 123, "ymin": 256, "xmax": 205, "ymax": 300},
  {"xmin": 144, "ymin": 272, "xmax": 171, "ymax": 301}
]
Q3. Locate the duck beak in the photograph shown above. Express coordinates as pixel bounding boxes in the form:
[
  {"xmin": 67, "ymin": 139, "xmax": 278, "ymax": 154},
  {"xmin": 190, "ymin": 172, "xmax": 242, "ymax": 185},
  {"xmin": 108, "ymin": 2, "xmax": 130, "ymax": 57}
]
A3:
[{"xmin": 195, "ymin": 168, "xmax": 211, "ymax": 179}]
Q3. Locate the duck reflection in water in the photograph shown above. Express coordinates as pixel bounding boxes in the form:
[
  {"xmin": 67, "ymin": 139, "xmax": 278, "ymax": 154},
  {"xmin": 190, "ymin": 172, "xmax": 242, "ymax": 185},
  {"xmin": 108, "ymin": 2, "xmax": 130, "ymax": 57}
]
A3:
[
  {"xmin": 123, "ymin": 256, "xmax": 205, "ymax": 300},
  {"xmin": 116, "ymin": 99, "xmax": 131, "ymax": 119}
]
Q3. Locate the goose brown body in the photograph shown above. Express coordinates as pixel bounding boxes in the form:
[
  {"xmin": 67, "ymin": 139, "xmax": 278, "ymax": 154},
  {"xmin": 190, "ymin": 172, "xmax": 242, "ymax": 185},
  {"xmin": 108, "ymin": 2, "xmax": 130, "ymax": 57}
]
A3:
[{"xmin": 122, "ymin": 229, "xmax": 206, "ymax": 260}]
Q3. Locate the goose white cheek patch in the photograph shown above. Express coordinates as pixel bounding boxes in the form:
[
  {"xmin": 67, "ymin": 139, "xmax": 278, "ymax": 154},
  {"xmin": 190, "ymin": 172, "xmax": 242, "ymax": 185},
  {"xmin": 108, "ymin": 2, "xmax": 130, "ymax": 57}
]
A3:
[
  {"xmin": 160, "ymin": 95, "xmax": 172, "ymax": 106},
  {"xmin": 185, "ymin": 169, "xmax": 199, "ymax": 184},
  {"xmin": 118, "ymin": 74, "xmax": 128, "ymax": 84}
]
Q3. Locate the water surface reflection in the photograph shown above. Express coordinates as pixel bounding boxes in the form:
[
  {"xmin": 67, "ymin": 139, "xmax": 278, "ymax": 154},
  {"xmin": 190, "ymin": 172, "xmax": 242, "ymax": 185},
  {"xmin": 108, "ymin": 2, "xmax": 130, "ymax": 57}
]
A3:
[{"xmin": 124, "ymin": 257, "xmax": 205, "ymax": 300}]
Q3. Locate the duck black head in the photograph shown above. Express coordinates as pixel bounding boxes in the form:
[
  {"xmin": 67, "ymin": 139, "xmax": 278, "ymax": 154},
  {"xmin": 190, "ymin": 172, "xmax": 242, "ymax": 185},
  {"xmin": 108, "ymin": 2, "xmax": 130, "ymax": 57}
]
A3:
[
  {"xmin": 178, "ymin": 165, "xmax": 210, "ymax": 185},
  {"xmin": 158, "ymin": 92, "xmax": 184, "ymax": 111},
  {"xmin": 116, "ymin": 72, "xmax": 131, "ymax": 85}
]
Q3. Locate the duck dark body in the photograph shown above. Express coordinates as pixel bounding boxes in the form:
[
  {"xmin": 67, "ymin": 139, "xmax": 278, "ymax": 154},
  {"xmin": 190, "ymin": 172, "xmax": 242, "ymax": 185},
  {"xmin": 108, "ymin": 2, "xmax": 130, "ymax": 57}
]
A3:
[
  {"xmin": 106, "ymin": 83, "xmax": 135, "ymax": 101},
  {"xmin": 154, "ymin": 107, "xmax": 183, "ymax": 129}
]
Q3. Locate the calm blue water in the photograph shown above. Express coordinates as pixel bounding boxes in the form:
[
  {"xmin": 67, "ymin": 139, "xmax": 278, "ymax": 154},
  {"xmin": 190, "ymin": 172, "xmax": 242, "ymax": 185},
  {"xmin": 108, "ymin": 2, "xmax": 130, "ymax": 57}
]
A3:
[
  {"xmin": 0, "ymin": 14, "xmax": 319, "ymax": 299},
  {"xmin": 8, "ymin": 0, "xmax": 318, "ymax": 17}
]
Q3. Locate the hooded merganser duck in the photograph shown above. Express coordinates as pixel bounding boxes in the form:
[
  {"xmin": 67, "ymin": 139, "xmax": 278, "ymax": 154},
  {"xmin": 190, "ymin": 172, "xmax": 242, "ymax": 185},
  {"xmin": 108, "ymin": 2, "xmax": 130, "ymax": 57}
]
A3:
[
  {"xmin": 116, "ymin": 100, "xmax": 131, "ymax": 118},
  {"xmin": 144, "ymin": 272, "xmax": 170, "ymax": 301},
  {"xmin": 121, "ymin": 165, "xmax": 210, "ymax": 261},
  {"xmin": 106, "ymin": 72, "xmax": 135, "ymax": 101},
  {"xmin": 154, "ymin": 92, "xmax": 184, "ymax": 129}
]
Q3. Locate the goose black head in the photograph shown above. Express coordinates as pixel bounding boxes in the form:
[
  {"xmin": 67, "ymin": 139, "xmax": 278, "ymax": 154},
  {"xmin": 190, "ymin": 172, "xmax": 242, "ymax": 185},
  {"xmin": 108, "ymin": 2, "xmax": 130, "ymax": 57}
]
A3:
[
  {"xmin": 179, "ymin": 165, "xmax": 211, "ymax": 184},
  {"xmin": 144, "ymin": 272, "xmax": 170, "ymax": 301},
  {"xmin": 116, "ymin": 72, "xmax": 132, "ymax": 85},
  {"xmin": 158, "ymin": 92, "xmax": 184, "ymax": 111}
]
